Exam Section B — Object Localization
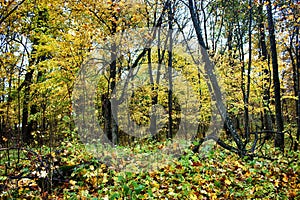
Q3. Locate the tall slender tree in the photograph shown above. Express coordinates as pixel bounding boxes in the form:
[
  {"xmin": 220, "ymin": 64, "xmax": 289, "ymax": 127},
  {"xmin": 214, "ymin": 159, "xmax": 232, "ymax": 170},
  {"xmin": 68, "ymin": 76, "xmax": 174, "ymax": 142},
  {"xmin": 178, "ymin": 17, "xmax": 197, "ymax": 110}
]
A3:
[
  {"xmin": 266, "ymin": 0, "xmax": 284, "ymax": 150},
  {"xmin": 257, "ymin": 0, "xmax": 273, "ymax": 133},
  {"xmin": 188, "ymin": 0, "xmax": 245, "ymax": 156}
]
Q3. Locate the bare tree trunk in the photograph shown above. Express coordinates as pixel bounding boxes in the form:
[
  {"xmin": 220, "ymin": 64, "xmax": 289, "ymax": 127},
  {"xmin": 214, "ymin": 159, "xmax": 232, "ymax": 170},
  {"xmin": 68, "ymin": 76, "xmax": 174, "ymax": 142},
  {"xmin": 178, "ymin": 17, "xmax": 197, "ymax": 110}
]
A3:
[
  {"xmin": 147, "ymin": 48, "xmax": 159, "ymax": 139},
  {"xmin": 258, "ymin": 0, "xmax": 273, "ymax": 134},
  {"xmin": 104, "ymin": 2, "xmax": 119, "ymax": 145},
  {"xmin": 294, "ymin": 23, "xmax": 300, "ymax": 151},
  {"xmin": 102, "ymin": 93, "xmax": 112, "ymax": 142},
  {"xmin": 21, "ymin": 69, "xmax": 34, "ymax": 144},
  {"xmin": 110, "ymin": 41, "xmax": 118, "ymax": 145},
  {"xmin": 188, "ymin": 0, "xmax": 245, "ymax": 156},
  {"xmin": 167, "ymin": 0, "xmax": 173, "ymax": 139},
  {"xmin": 244, "ymin": 0, "xmax": 253, "ymax": 146},
  {"xmin": 266, "ymin": 0, "xmax": 284, "ymax": 150}
]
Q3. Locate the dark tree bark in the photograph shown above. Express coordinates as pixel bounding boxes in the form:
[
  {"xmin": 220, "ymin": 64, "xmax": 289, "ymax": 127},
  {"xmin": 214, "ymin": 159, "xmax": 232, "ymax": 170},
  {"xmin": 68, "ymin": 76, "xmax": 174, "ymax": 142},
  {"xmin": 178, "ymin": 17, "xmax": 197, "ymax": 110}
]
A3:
[
  {"xmin": 258, "ymin": 0, "xmax": 273, "ymax": 134},
  {"xmin": 21, "ymin": 69, "xmax": 34, "ymax": 144},
  {"xmin": 266, "ymin": 0, "xmax": 284, "ymax": 150},
  {"xmin": 293, "ymin": 20, "xmax": 300, "ymax": 151},
  {"xmin": 244, "ymin": 0, "xmax": 253, "ymax": 146},
  {"xmin": 101, "ymin": 1, "xmax": 119, "ymax": 145},
  {"xmin": 102, "ymin": 93, "xmax": 113, "ymax": 142},
  {"xmin": 188, "ymin": 0, "xmax": 245, "ymax": 156},
  {"xmin": 147, "ymin": 49, "xmax": 158, "ymax": 138},
  {"xmin": 20, "ymin": 9, "xmax": 49, "ymax": 144},
  {"xmin": 110, "ymin": 42, "xmax": 118, "ymax": 144},
  {"xmin": 167, "ymin": 0, "xmax": 173, "ymax": 139},
  {"xmin": 297, "ymin": 34, "xmax": 300, "ymax": 152}
]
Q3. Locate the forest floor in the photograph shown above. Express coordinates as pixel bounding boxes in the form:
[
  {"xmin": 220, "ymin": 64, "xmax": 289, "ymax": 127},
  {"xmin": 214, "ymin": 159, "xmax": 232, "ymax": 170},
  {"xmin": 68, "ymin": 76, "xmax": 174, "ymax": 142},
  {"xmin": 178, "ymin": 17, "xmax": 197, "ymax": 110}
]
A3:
[{"xmin": 0, "ymin": 139, "xmax": 299, "ymax": 199}]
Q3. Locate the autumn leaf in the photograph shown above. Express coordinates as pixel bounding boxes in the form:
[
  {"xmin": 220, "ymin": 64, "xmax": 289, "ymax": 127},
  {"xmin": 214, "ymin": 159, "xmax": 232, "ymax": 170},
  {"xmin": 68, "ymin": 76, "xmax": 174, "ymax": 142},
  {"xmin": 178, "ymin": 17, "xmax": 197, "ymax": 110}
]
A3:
[
  {"xmin": 69, "ymin": 180, "xmax": 77, "ymax": 186},
  {"xmin": 225, "ymin": 179, "xmax": 231, "ymax": 185},
  {"xmin": 189, "ymin": 192, "xmax": 198, "ymax": 200},
  {"xmin": 282, "ymin": 174, "xmax": 288, "ymax": 182}
]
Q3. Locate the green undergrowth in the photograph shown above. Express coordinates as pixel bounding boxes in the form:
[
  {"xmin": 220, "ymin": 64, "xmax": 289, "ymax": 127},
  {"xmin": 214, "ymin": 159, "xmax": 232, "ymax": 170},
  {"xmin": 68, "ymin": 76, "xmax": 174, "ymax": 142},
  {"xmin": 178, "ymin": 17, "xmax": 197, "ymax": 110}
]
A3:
[{"xmin": 0, "ymin": 139, "xmax": 299, "ymax": 199}]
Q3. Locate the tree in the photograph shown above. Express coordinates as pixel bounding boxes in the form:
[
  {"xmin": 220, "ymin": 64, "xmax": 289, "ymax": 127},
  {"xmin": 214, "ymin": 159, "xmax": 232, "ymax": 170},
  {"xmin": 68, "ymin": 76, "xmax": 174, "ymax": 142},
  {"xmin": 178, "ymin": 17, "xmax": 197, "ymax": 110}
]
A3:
[
  {"xmin": 257, "ymin": 0, "xmax": 273, "ymax": 134},
  {"xmin": 266, "ymin": 0, "xmax": 284, "ymax": 150},
  {"xmin": 188, "ymin": 0, "xmax": 246, "ymax": 156},
  {"xmin": 167, "ymin": 0, "xmax": 173, "ymax": 139}
]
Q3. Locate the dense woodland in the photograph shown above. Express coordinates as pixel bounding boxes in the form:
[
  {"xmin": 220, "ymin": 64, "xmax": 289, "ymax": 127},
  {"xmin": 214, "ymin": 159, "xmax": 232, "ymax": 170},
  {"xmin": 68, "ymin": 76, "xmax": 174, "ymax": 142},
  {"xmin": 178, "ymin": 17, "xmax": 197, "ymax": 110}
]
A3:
[{"xmin": 0, "ymin": 0, "xmax": 299, "ymax": 199}]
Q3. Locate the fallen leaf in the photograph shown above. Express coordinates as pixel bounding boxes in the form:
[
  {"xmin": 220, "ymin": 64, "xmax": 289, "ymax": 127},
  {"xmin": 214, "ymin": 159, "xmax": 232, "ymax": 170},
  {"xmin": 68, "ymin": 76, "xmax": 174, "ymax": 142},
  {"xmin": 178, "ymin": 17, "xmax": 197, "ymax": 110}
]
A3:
[{"xmin": 225, "ymin": 179, "xmax": 231, "ymax": 185}]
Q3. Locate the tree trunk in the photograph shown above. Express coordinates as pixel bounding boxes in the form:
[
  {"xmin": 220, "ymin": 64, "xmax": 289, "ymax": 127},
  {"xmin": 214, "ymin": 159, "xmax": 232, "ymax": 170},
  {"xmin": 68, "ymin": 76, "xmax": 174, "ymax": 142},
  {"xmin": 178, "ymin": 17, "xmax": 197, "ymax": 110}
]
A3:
[
  {"xmin": 244, "ymin": 0, "xmax": 253, "ymax": 146},
  {"xmin": 110, "ymin": 41, "xmax": 118, "ymax": 145},
  {"xmin": 294, "ymin": 24, "xmax": 300, "ymax": 151},
  {"xmin": 21, "ymin": 70, "xmax": 33, "ymax": 144},
  {"xmin": 147, "ymin": 49, "xmax": 158, "ymax": 139},
  {"xmin": 102, "ymin": 93, "xmax": 112, "ymax": 142},
  {"xmin": 167, "ymin": 0, "xmax": 173, "ymax": 139},
  {"xmin": 258, "ymin": 0, "xmax": 273, "ymax": 134},
  {"xmin": 266, "ymin": 0, "xmax": 284, "ymax": 150},
  {"xmin": 188, "ymin": 0, "xmax": 245, "ymax": 156},
  {"xmin": 104, "ymin": 2, "xmax": 119, "ymax": 145}
]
